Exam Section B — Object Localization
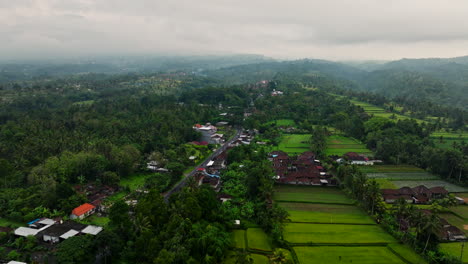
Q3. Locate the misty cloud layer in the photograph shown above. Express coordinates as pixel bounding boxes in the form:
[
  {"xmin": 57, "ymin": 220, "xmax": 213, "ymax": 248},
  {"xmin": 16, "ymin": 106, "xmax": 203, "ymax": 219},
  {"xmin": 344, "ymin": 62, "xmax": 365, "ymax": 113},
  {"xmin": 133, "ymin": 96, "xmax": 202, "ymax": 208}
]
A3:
[{"xmin": 2, "ymin": 0, "xmax": 468, "ymax": 60}]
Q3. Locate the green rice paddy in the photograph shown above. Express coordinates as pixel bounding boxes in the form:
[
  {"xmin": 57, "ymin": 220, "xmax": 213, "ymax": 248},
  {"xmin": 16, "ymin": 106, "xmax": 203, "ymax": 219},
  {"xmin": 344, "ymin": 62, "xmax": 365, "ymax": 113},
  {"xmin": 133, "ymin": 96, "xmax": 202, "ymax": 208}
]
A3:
[
  {"xmin": 276, "ymin": 134, "xmax": 311, "ymax": 154},
  {"xmin": 280, "ymin": 202, "xmax": 374, "ymax": 224},
  {"xmin": 294, "ymin": 246, "xmax": 408, "ymax": 264},
  {"xmin": 391, "ymin": 180, "xmax": 468, "ymax": 193},
  {"xmin": 325, "ymin": 135, "xmax": 372, "ymax": 156},
  {"xmin": 230, "ymin": 230, "xmax": 246, "ymax": 249},
  {"xmin": 246, "ymin": 228, "xmax": 272, "ymax": 251},
  {"xmin": 439, "ymin": 243, "xmax": 468, "ymax": 263},
  {"xmin": 284, "ymin": 223, "xmax": 396, "ymax": 244},
  {"xmin": 274, "ymin": 186, "xmax": 354, "ymax": 204}
]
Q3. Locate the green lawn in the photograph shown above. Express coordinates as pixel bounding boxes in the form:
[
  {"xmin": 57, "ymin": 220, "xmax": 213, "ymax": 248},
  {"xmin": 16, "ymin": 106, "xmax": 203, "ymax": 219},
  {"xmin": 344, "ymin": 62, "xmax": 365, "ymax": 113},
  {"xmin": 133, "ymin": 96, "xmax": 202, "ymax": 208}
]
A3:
[
  {"xmin": 325, "ymin": 135, "xmax": 372, "ymax": 156},
  {"xmin": 284, "ymin": 223, "xmax": 396, "ymax": 244},
  {"xmin": 246, "ymin": 228, "xmax": 272, "ymax": 251},
  {"xmin": 81, "ymin": 215, "xmax": 110, "ymax": 227},
  {"xmin": 387, "ymin": 243, "xmax": 428, "ymax": 264},
  {"xmin": 439, "ymin": 243, "xmax": 468, "ymax": 263},
  {"xmin": 279, "ymin": 202, "xmax": 374, "ymax": 224},
  {"xmin": 294, "ymin": 246, "xmax": 406, "ymax": 264},
  {"xmin": 274, "ymin": 186, "xmax": 354, "ymax": 204},
  {"xmin": 231, "ymin": 230, "xmax": 246, "ymax": 249},
  {"xmin": 391, "ymin": 180, "xmax": 468, "ymax": 193}
]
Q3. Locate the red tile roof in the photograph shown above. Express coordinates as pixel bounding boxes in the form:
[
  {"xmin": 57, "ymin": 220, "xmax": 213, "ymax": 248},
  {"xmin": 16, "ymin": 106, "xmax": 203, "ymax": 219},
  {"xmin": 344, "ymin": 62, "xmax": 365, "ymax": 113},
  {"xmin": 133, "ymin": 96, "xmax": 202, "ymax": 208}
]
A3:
[{"xmin": 72, "ymin": 203, "xmax": 95, "ymax": 216}]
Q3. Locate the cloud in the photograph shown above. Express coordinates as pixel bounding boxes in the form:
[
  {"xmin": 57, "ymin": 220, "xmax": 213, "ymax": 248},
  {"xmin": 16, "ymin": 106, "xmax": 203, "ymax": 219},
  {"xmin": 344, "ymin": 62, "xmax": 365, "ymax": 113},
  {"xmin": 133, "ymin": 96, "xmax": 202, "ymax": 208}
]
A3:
[{"xmin": 1, "ymin": 0, "xmax": 468, "ymax": 60}]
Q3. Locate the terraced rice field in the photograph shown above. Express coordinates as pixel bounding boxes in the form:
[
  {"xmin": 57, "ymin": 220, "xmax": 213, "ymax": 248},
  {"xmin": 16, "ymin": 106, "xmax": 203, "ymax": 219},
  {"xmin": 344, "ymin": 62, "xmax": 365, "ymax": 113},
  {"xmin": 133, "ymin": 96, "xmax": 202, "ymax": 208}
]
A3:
[
  {"xmin": 391, "ymin": 180, "xmax": 468, "ymax": 193},
  {"xmin": 275, "ymin": 185, "xmax": 426, "ymax": 263},
  {"xmin": 274, "ymin": 186, "xmax": 354, "ymax": 204},
  {"xmin": 284, "ymin": 223, "xmax": 396, "ymax": 244},
  {"xmin": 325, "ymin": 135, "xmax": 372, "ymax": 156},
  {"xmin": 449, "ymin": 205, "xmax": 468, "ymax": 219},
  {"xmin": 280, "ymin": 202, "xmax": 374, "ymax": 224},
  {"xmin": 350, "ymin": 100, "xmax": 426, "ymax": 124},
  {"xmin": 439, "ymin": 243, "xmax": 468, "ymax": 263},
  {"xmin": 276, "ymin": 134, "xmax": 311, "ymax": 154},
  {"xmin": 431, "ymin": 131, "xmax": 468, "ymax": 149}
]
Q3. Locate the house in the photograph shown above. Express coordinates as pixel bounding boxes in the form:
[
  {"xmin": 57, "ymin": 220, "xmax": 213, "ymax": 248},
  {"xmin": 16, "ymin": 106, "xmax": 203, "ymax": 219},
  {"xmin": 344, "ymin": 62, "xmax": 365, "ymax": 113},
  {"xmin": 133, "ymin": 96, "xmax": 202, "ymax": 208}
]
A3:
[
  {"xmin": 8, "ymin": 261, "xmax": 28, "ymax": 264},
  {"xmin": 381, "ymin": 186, "xmax": 448, "ymax": 204},
  {"xmin": 430, "ymin": 186, "xmax": 448, "ymax": 199},
  {"xmin": 337, "ymin": 152, "xmax": 373, "ymax": 165},
  {"xmin": 271, "ymin": 89, "xmax": 284, "ymax": 96},
  {"xmin": 440, "ymin": 225, "xmax": 467, "ymax": 241},
  {"xmin": 70, "ymin": 203, "xmax": 96, "ymax": 220},
  {"xmin": 146, "ymin": 160, "xmax": 159, "ymax": 171},
  {"xmin": 218, "ymin": 193, "xmax": 233, "ymax": 203}
]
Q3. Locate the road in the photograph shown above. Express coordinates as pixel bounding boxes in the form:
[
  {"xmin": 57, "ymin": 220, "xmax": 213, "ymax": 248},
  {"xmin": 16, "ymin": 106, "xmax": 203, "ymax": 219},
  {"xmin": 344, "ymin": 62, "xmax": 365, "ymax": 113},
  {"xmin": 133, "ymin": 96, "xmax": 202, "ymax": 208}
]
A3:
[{"xmin": 163, "ymin": 127, "xmax": 242, "ymax": 202}]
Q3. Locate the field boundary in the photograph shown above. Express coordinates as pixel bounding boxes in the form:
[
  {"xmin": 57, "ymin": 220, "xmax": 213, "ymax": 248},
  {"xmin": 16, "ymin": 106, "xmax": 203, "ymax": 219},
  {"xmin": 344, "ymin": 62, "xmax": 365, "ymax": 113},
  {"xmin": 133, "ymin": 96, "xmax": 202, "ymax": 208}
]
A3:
[
  {"xmin": 387, "ymin": 245, "xmax": 413, "ymax": 264},
  {"xmin": 275, "ymin": 200, "xmax": 356, "ymax": 205},
  {"xmin": 289, "ymin": 242, "xmax": 390, "ymax": 247},
  {"xmin": 287, "ymin": 221, "xmax": 376, "ymax": 225}
]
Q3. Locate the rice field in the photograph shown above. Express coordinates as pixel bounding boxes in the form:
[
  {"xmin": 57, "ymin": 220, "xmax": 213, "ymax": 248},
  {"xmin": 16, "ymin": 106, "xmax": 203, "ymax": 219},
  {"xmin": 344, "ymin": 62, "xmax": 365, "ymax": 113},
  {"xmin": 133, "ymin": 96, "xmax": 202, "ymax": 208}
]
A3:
[
  {"xmin": 391, "ymin": 180, "xmax": 468, "ymax": 193},
  {"xmin": 230, "ymin": 230, "xmax": 246, "ymax": 249},
  {"xmin": 276, "ymin": 134, "xmax": 311, "ymax": 154},
  {"xmin": 325, "ymin": 135, "xmax": 372, "ymax": 156},
  {"xmin": 274, "ymin": 186, "xmax": 354, "ymax": 204},
  {"xmin": 279, "ymin": 202, "xmax": 374, "ymax": 224},
  {"xmin": 294, "ymin": 246, "xmax": 409, "ymax": 264},
  {"xmin": 361, "ymin": 165, "xmax": 425, "ymax": 173},
  {"xmin": 449, "ymin": 206, "xmax": 468, "ymax": 219},
  {"xmin": 246, "ymin": 228, "xmax": 272, "ymax": 251},
  {"xmin": 439, "ymin": 243, "xmax": 468, "ymax": 263},
  {"xmin": 350, "ymin": 100, "xmax": 426, "ymax": 124},
  {"xmin": 431, "ymin": 131, "xmax": 468, "ymax": 149},
  {"xmin": 367, "ymin": 172, "xmax": 440, "ymax": 181},
  {"xmin": 284, "ymin": 223, "xmax": 396, "ymax": 244}
]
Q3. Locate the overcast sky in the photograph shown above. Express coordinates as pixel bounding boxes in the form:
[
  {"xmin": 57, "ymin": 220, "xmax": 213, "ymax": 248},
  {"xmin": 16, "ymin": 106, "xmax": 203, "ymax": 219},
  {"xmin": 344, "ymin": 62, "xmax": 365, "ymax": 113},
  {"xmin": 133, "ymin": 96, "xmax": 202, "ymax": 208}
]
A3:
[{"xmin": 2, "ymin": 0, "xmax": 468, "ymax": 61}]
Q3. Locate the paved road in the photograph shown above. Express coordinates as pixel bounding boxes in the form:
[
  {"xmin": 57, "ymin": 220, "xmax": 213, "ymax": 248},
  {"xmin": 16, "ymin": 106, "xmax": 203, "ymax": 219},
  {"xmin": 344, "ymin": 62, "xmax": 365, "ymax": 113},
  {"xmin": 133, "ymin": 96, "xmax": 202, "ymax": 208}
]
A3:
[{"xmin": 163, "ymin": 127, "xmax": 243, "ymax": 202}]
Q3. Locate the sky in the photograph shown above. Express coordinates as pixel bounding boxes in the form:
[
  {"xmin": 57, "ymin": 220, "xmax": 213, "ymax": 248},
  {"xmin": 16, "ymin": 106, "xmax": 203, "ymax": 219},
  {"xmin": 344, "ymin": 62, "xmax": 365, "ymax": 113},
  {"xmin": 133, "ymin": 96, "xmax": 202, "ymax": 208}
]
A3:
[{"xmin": 2, "ymin": 0, "xmax": 468, "ymax": 61}]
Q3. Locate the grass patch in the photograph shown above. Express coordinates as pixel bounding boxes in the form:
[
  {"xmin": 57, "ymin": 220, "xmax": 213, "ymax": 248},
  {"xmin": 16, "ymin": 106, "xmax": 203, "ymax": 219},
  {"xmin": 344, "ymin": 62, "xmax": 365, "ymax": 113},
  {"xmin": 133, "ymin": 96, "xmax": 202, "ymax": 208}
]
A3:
[
  {"xmin": 391, "ymin": 180, "xmax": 468, "ymax": 193},
  {"xmin": 120, "ymin": 173, "xmax": 153, "ymax": 191},
  {"xmin": 279, "ymin": 202, "xmax": 374, "ymax": 224},
  {"xmin": 246, "ymin": 228, "xmax": 272, "ymax": 251},
  {"xmin": 294, "ymin": 246, "xmax": 406, "ymax": 264},
  {"xmin": 268, "ymin": 119, "xmax": 296, "ymax": 127},
  {"xmin": 231, "ymin": 230, "xmax": 246, "ymax": 249},
  {"xmin": 284, "ymin": 223, "xmax": 396, "ymax": 244},
  {"xmin": 439, "ymin": 243, "xmax": 468, "ymax": 263},
  {"xmin": 274, "ymin": 186, "xmax": 354, "ymax": 205},
  {"xmin": 387, "ymin": 243, "xmax": 428, "ymax": 264},
  {"xmin": 80, "ymin": 215, "xmax": 110, "ymax": 227}
]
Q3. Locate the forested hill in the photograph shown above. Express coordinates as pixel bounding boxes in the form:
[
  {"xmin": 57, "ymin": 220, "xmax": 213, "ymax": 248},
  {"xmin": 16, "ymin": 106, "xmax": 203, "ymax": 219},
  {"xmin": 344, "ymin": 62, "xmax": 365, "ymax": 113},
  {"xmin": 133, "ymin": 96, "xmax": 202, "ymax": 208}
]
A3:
[
  {"xmin": 0, "ymin": 54, "xmax": 273, "ymax": 83},
  {"xmin": 204, "ymin": 56, "xmax": 468, "ymax": 110}
]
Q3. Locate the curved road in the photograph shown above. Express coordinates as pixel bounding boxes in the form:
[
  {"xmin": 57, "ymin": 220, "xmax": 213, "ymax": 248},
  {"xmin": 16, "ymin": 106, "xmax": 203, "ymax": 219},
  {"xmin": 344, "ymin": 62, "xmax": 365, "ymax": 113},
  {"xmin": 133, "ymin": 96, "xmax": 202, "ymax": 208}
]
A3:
[{"xmin": 163, "ymin": 127, "xmax": 242, "ymax": 202}]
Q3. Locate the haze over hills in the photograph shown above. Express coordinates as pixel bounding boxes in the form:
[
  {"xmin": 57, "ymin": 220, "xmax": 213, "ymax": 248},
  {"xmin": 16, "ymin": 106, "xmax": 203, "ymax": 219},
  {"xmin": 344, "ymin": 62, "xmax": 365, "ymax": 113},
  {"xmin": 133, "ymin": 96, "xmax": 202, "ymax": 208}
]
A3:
[{"xmin": 1, "ymin": 54, "xmax": 467, "ymax": 109}]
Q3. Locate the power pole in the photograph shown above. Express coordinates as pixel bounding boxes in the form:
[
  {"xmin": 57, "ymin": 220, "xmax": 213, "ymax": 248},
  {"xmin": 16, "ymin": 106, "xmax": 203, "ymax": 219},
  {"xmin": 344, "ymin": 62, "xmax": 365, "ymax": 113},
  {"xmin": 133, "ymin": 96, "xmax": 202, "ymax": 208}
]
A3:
[{"xmin": 461, "ymin": 240, "xmax": 465, "ymax": 264}]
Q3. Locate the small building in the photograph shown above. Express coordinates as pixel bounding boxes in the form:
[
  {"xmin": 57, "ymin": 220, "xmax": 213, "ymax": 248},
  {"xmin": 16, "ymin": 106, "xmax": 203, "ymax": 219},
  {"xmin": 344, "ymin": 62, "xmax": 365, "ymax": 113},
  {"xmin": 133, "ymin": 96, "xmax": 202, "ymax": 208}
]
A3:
[
  {"xmin": 429, "ymin": 186, "xmax": 448, "ymax": 199},
  {"xmin": 217, "ymin": 193, "xmax": 233, "ymax": 203},
  {"xmin": 81, "ymin": 225, "xmax": 103, "ymax": 235},
  {"xmin": 70, "ymin": 203, "xmax": 96, "ymax": 220}
]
